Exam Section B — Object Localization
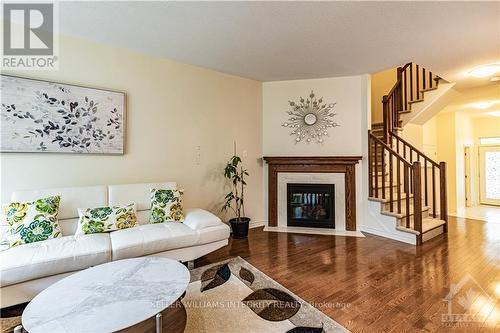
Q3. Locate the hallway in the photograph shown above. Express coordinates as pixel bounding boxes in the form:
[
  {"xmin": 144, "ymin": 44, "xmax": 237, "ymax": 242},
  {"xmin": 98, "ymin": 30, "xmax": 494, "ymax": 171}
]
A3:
[{"xmin": 451, "ymin": 205, "xmax": 500, "ymax": 224}]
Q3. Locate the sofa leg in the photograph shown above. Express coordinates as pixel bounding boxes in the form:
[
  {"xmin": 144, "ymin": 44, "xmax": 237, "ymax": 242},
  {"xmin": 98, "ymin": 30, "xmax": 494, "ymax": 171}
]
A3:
[{"xmin": 187, "ymin": 261, "xmax": 194, "ymax": 269}]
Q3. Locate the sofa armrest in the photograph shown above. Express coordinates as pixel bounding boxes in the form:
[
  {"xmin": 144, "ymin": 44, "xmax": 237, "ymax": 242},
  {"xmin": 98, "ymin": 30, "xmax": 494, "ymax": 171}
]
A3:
[{"xmin": 183, "ymin": 208, "xmax": 224, "ymax": 230}]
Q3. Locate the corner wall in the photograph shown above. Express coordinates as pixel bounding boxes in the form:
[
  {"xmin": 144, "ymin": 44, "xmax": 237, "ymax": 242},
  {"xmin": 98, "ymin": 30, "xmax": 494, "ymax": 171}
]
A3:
[
  {"xmin": 370, "ymin": 67, "xmax": 398, "ymax": 124},
  {"xmin": 1, "ymin": 35, "xmax": 264, "ymax": 224},
  {"xmin": 262, "ymin": 75, "xmax": 369, "ymax": 227}
]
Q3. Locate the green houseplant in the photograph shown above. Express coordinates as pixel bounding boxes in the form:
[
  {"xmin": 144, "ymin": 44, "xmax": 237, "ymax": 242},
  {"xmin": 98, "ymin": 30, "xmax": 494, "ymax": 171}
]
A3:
[{"xmin": 222, "ymin": 154, "xmax": 250, "ymax": 239}]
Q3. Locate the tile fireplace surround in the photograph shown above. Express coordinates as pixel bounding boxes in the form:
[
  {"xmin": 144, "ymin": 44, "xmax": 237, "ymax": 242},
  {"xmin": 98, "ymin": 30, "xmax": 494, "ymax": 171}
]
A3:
[{"xmin": 263, "ymin": 156, "xmax": 362, "ymax": 235}]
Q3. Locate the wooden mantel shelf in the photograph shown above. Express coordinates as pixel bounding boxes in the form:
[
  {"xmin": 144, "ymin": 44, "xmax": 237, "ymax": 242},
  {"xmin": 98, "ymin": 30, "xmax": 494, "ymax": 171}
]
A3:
[
  {"xmin": 263, "ymin": 156, "xmax": 362, "ymax": 231},
  {"xmin": 264, "ymin": 156, "xmax": 362, "ymax": 165}
]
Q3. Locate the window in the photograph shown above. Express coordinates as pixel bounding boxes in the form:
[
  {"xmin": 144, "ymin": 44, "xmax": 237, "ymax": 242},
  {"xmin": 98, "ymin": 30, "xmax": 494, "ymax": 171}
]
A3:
[{"xmin": 479, "ymin": 137, "xmax": 500, "ymax": 145}]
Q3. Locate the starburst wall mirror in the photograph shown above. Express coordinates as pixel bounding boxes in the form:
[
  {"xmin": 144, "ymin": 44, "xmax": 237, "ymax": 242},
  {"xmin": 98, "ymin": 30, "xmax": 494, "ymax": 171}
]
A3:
[{"xmin": 282, "ymin": 91, "xmax": 339, "ymax": 143}]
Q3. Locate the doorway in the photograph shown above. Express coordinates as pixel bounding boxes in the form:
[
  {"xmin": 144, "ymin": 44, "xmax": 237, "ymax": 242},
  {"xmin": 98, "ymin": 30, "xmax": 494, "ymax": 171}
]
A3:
[{"xmin": 479, "ymin": 144, "xmax": 500, "ymax": 206}]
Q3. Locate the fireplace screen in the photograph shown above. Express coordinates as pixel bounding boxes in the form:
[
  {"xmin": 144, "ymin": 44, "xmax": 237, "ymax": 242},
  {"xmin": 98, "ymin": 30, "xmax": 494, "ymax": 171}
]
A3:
[{"xmin": 287, "ymin": 183, "xmax": 335, "ymax": 228}]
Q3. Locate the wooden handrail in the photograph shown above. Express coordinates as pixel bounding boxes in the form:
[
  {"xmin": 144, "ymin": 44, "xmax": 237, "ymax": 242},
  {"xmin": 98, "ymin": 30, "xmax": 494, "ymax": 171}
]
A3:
[
  {"xmin": 369, "ymin": 132, "xmax": 411, "ymax": 166},
  {"xmin": 389, "ymin": 132, "xmax": 439, "ymax": 167}
]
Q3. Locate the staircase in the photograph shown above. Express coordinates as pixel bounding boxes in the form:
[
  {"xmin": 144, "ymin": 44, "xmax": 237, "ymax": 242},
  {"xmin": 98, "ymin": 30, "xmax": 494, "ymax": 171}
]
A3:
[{"xmin": 368, "ymin": 63, "xmax": 448, "ymax": 245}]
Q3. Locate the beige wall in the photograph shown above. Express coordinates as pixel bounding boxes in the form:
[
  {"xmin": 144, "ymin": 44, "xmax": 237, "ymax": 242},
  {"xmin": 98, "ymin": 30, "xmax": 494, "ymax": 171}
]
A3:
[
  {"xmin": 370, "ymin": 67, "xmax": 398, "ymax": 124},
  {"xmin": 436, "ymin": 112, "xmax": 457, "ymax": 212},
  {"xmin": 454, "ymin": 113, "xmax": 474, "ymax": 208},
  {"xmin": 422, "ymin": 116, "xmax": 438, "ymax": 160},
  {"xmin": 1, "ymin": 35, "xmax": 264, "ymax": 224},
  {"xmin": 473, "ymin": 117, "xmax": 500, "ymax": 138}
]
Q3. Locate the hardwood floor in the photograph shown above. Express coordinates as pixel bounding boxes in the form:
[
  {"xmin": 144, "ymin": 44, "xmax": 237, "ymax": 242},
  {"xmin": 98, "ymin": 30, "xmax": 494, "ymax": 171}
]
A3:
[{"xmin": 197, "ymin": 216, "xmax": 500, "ymax": 332}]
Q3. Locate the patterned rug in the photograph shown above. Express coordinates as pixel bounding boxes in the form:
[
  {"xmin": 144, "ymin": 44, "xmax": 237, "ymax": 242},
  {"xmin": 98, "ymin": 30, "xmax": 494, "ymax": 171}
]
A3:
[
  {"xmin": 0, "ymin": 257, "xmax": 348, "ymax": 333},
  {"xmin": 184, "ymin": 257, "xmax": 348, "ymax": 333}
]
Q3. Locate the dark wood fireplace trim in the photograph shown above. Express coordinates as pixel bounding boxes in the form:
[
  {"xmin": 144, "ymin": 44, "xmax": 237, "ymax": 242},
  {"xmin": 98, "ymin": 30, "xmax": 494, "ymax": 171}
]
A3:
[{"xmin": 263, "ymin": 156, "xmax": 362, "ymax": 231}]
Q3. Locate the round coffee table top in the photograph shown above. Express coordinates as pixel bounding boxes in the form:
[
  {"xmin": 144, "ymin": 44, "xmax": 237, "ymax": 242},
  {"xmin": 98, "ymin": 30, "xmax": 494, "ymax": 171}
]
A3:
[{"xmin": 22, "ymin": 257, "xmax": 190, "ymax": 333}]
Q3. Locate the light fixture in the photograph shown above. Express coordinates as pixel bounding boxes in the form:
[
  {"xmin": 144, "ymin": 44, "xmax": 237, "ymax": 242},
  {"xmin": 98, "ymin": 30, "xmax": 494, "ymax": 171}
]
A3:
[
  {"xmin": 469, "ymin": 64, "xmax": 500, "ymax": 78},
  {"xmin": 491, "ymin": 77, "xmax": 500, "ymax": 82},
  {"xmin": 489, "ymin": 111, "xmax": 500, "ymax": 117},
  {"xmin": 469, "ymin": 101, "xmax": 495, "ymax": 109}
]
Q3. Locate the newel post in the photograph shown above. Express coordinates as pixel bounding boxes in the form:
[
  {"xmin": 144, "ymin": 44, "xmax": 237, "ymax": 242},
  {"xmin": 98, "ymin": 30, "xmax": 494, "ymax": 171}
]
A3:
[
  {"xmin": 439, "ymin": 161, "xmax": 448, "ymax": 233},
  {"xmin": 382, "ymin": 95, "xmax": 389, "ymax": 144},
  {"xmin": 412, "ymin": 161, "xmax": 422, "ymax": 245},
  {"xmin": 396, "ymin": 67, "xmax": 403, "ymax": 112}
]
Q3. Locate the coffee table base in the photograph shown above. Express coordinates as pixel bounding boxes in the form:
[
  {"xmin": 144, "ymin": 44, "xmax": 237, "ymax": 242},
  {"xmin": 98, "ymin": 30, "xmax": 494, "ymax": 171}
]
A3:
[{"xmin": 118, "ymin": 298, "xmax": 186, "ymax": 333}]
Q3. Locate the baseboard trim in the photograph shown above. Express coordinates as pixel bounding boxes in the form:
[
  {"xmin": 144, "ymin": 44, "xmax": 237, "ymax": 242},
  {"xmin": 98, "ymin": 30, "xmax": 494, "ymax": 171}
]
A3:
[
  {"xmin": 359, "ymin": 225, "xmax": 416, "ymax": 245},
  {"xmin": 250, "ymin": 221, "xmax": 265, "ymax": 229},
  {"xmin": 264, "ymin": 226, "xmax": 365, "ymax": 237}
]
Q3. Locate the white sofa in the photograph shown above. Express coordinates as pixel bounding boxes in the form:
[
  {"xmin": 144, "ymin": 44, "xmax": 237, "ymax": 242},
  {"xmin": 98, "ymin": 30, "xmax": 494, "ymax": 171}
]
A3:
[{"xmin": 0, "ymin": 182, "xmax": 230, "ymax": 308}]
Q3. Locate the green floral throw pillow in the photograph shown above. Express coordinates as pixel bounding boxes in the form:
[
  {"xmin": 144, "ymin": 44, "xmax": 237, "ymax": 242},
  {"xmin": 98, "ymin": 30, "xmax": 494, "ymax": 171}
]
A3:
[
  {"xmin": 2, "ymin": 196, "xmax": 62, "ymax": 248},
  {"xmin": 150, "ymin": 189, "xmax": 185, "ymax": 223},
  {"xmin": 76, "ymin": 203, "xmax": 138, "ymax": 235}
]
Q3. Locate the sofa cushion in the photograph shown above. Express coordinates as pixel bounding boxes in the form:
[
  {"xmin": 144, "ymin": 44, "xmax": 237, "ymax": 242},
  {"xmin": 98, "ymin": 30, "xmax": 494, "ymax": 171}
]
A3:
[
  {"xmin": 183, "ymin": 208, "xmax": 223, "ymax": 230},
  {"xmin": 196, "ymin": 224, "xmax": 231, "ymax": 245},
  {"xmin": 110, "ymin": 222, "xmax": 198, "ymax": 260},
  {"xmin": 11, "ymin": 186, "xmax": 107, "ymax": 220},
  {"xmin": 0, "ymin": 234, "xmax": 111, "ymax": 287},
  {"xmin": 108, "ymin": 182, "xmax": 177, "ymax": 211}
]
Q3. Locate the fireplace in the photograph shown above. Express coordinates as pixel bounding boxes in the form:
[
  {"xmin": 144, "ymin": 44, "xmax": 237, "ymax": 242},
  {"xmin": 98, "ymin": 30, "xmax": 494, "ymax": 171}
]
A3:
[{"xmin": 287, "ymin": 183, "xmax": 335, "ymax": 228}]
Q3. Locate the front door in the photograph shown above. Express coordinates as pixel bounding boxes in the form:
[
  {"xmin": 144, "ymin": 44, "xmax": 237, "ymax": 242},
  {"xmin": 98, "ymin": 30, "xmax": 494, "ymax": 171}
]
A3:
[{"xmin": 479, "ymin": 145, "xmax": 500, "ymax": 206}]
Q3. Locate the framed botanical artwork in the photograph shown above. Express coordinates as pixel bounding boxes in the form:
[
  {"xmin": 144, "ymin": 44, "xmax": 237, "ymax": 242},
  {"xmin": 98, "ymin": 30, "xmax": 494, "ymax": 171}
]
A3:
[{"xmin": 0, "ymin": 75, "xmax": 126, "ymax": 154}]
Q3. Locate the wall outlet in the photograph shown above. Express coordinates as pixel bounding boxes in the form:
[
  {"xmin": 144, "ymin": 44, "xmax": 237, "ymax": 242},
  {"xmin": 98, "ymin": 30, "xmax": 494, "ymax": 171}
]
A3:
[
  {"xmin": 195, "ymin": 146, "xmax": 201, "ymax": 165},
  {"xmin": 242, "ymin": 150, "xmax": 248, "ymax": 158}
]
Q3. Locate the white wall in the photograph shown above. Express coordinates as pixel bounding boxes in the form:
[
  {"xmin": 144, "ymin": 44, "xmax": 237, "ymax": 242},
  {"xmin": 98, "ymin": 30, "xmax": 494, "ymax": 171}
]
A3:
[
  {"xmin": 262, "ymin": 75, "xmax": 369, "ymax": 227},
  {"xmin": 1, "ymin": 35, "xmax": 264, "ymax": 224}
]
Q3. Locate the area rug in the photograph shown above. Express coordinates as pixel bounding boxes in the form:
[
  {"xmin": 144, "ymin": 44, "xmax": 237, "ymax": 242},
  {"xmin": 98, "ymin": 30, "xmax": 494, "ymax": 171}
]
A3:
[
  {"xmin": 183, "ymin": 256, "xmax": 349, "ymax": 333},
  {"xmin": 0, "ymin": 257, "xmax": 349, "ymax": 333}
]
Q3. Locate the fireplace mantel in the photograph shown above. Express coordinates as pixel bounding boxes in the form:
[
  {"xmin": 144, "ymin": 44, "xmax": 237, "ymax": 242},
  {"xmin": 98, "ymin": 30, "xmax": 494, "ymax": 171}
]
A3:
[{"xmin": 264, "ymin": 156, "xmax": 362, "ymax": 231}]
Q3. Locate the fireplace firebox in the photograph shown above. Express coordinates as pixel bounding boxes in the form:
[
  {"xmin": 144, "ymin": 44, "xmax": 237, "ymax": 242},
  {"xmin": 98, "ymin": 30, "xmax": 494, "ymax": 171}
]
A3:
[{"xmin": 287, "ymin": 183, "xmax": 335, "ymax": 228}]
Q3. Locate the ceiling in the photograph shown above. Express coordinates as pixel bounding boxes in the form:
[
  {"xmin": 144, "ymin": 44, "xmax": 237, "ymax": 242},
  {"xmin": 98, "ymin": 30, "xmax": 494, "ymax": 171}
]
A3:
[
  {"xmin": 442, "ymin": 84, "xmax": 500, "ymax": 118},
  {"xmin": 59, "ymin": 1, "xmax": 499, "ymax": 87}
]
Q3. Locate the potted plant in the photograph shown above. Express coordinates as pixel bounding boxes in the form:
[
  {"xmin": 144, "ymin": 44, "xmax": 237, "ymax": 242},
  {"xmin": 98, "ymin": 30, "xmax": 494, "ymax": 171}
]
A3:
[{"xmin": 222, "ymin": 154, "xmax": 250, "ymax": 239}]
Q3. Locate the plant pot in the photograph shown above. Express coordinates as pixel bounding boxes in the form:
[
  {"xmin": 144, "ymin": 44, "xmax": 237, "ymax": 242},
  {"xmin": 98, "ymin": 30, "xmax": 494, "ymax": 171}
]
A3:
[{"xmin": 229, "ymin": 217, "xmax": 251, "ymax": 239}]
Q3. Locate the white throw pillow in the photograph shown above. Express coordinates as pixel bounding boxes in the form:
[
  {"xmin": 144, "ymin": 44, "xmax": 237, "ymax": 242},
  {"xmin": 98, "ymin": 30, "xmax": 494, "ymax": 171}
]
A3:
[{"xmin": 182, "ymin": 208, "xmax": 222, "ymax": 230}]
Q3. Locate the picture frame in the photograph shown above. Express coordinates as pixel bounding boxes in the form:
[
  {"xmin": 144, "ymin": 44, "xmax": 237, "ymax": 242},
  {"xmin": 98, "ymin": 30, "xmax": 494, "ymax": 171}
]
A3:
[{"xmin": 1, "ymin": 74, "xmax": 126, "ymax": 154}]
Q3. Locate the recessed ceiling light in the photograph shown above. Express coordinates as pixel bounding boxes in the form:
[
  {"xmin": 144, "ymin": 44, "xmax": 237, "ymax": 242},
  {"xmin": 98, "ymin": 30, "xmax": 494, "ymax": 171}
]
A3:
[
  {"xmin": 468, "ymin": 100, "xmax": 499, "ymax": 109},
  {"xmin": 491, "ymin": 77, "xmax": 500, "ymax": 82},
  {"xmin": 469, "ymin": 64, "xmax": 500, "ymax": 78}
]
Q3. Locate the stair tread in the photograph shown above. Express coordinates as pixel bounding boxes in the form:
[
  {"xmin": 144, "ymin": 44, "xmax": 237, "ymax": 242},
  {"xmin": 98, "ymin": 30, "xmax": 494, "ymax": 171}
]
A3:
[
  {"xmin": 395, "ymin": 218, "xmax": 446, "ymax": 235},
  {"xmin": 422, "ymin": 218, "xmax": 446, "ymax": 232},
  {"xmin": 368, "ymin": 193, "xmax": 413, "ymax": 203},
  {"xmin": 381, "ymin": 205, "xmax": 431, "ymax": 218}
]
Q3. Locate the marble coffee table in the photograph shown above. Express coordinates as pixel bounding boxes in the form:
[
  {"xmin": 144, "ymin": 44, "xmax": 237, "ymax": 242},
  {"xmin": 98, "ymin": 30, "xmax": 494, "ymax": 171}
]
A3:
[{"xmin": 22, "ymin": 257, "xmax": 190, "ymax": 333}]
